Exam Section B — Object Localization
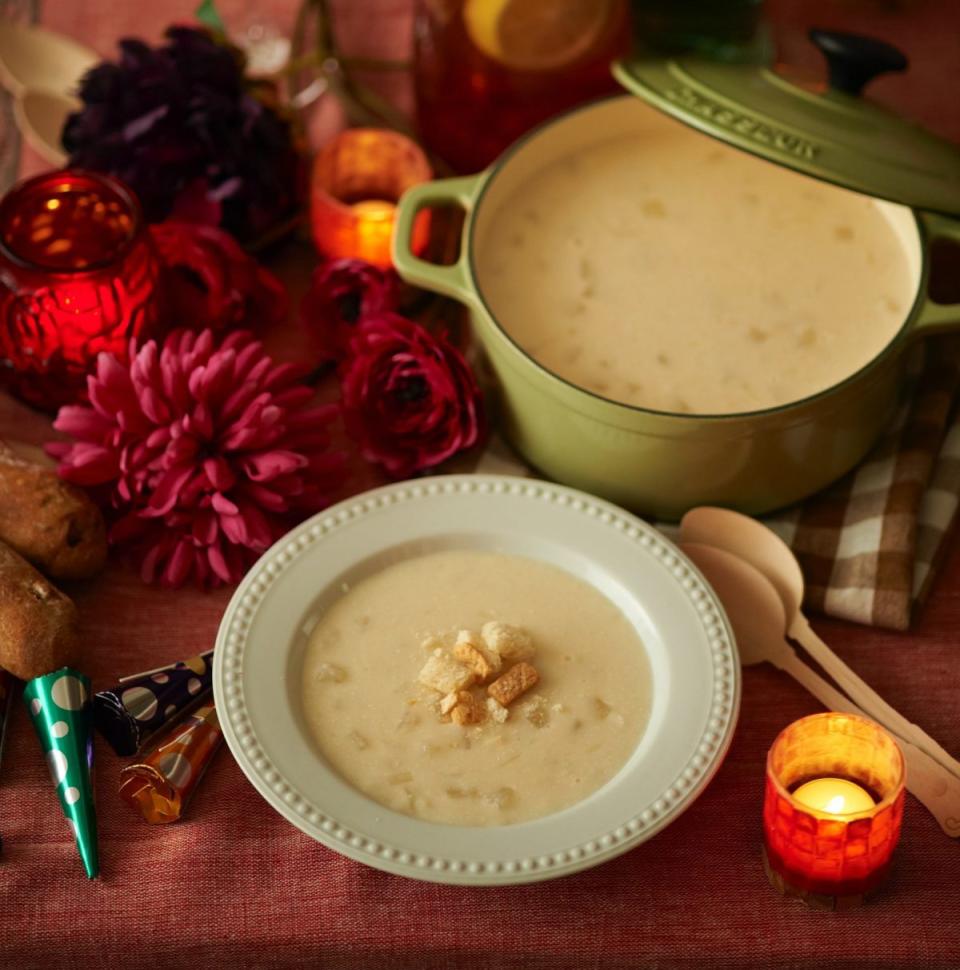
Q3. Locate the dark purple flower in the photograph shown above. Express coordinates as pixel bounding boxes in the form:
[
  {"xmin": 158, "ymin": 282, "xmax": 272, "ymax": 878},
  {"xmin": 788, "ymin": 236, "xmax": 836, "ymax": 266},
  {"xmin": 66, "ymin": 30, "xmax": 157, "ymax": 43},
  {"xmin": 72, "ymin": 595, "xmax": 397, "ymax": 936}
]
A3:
[{"xmin": 62, "ymin": 26, "xmax": 301, "ymax": 243}]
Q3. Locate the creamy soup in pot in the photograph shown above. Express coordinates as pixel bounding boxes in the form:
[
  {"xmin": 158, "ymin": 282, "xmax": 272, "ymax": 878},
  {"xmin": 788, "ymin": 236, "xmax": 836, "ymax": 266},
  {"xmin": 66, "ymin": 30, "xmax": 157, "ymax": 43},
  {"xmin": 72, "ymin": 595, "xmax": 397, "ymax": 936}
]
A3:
[
  {"xmin": 475, "ymin": 120, "xmax": 915, "ymax": 414},
  {"xmin": 302, "ymin": 549, "xmax": 651, "ymax": 826}
]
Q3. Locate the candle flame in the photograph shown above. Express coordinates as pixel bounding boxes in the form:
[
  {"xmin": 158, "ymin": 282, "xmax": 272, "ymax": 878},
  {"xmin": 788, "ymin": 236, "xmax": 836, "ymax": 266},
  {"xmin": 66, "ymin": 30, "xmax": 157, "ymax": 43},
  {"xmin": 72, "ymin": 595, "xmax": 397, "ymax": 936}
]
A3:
[
  {"xmin": 825, "ymin": 795, "xmax": 846, "ymax": 814},
  {"xmin": 792, "ymin": 776, "xmax": 876, "ymax": 815}
]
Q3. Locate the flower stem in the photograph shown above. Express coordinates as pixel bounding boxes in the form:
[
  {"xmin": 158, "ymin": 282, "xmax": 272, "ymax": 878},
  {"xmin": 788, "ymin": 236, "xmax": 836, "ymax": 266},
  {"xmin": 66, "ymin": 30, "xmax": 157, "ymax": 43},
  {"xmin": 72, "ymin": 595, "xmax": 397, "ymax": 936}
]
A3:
[{"xmin": 245, "ymin": 211, "xmax": 306, "ymax": 255}]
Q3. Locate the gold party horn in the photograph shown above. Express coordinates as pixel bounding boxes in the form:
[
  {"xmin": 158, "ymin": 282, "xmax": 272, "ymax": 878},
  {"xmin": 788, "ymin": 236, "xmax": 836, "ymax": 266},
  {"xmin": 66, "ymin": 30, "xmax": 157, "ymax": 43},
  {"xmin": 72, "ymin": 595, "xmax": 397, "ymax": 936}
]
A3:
[{"xmin": 118, "ymin": 702, "xmax": 222, "ymax": 823}]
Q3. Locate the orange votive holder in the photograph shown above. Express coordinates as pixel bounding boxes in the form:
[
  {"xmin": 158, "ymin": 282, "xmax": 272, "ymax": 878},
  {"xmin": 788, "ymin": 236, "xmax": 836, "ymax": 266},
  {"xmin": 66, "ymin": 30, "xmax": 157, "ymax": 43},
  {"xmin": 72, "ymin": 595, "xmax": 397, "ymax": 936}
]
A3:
[
  {"xmin": 310, "ymin": 128, "xmax": 432, "ymax": 269},
  {"xmin": 763, "ymin": 713, "xmax": 905, "ymax": 907}
]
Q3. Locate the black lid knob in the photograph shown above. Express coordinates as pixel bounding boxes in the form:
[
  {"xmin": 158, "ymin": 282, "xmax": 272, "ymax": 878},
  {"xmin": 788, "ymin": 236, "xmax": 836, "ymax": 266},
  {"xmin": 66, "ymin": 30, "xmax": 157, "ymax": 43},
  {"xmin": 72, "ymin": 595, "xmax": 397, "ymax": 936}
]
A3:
[{"xmin": 809, "ymin": 28, "xmax": 908, "ymax": 96}]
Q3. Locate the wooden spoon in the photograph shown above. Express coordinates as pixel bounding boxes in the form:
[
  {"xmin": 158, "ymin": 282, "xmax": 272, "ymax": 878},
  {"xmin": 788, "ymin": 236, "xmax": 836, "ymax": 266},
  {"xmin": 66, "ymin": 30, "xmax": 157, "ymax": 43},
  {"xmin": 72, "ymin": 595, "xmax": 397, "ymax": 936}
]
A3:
[
  {"xmin": 681, "ymin": 506, "xmax": 960, "ymax": 783},
  {"xmin": 681, "ymin": 541, "xmax": 960, "ymax": 838}
]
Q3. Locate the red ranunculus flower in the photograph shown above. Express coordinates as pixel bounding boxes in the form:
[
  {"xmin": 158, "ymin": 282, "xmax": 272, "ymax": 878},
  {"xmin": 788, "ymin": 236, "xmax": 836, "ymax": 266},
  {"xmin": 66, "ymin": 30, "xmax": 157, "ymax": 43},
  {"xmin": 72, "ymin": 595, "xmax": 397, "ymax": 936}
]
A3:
[
  {"xmin": 151, "ymin": 221, "xmax": 288, "ymax": 332},
  {"xmin": 340, "ymin": 313, "xmax": 485, "ymax": 478},
  {"xmin": 300, "ymin": 259, "xmax": 399, "ymax": 361}
]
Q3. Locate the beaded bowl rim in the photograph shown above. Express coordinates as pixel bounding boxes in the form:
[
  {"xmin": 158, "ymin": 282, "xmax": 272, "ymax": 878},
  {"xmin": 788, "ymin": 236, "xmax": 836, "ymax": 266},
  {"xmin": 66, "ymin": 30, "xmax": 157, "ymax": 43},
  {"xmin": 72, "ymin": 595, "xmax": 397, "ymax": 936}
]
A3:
[{"xmin": 213, "ymin": 474, "xmax": 740, "ymax": 885}]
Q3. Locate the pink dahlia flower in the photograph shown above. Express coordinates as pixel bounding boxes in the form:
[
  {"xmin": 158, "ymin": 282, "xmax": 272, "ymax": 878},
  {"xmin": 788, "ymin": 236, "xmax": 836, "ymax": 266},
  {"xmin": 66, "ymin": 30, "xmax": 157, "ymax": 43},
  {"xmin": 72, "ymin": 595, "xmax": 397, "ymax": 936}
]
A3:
[{"xmin": 48, "ymin": 329, "xmax": 345, "ymax": 589}]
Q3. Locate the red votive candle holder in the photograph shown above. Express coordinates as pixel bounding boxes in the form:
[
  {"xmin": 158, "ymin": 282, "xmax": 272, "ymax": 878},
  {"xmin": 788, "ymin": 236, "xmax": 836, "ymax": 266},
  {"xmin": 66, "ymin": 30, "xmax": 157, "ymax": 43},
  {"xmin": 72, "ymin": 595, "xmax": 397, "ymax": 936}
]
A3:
[
  {"xmin": 763, "ymin": 712, "xmax": 905, "ymax": 910},
  {"xmin": 0, "ymin": 169, "xmax": 161, "ymax": 411},
  {"xmin": 310, "ymin": 128, "xmax": 432, "ymax": 269}
]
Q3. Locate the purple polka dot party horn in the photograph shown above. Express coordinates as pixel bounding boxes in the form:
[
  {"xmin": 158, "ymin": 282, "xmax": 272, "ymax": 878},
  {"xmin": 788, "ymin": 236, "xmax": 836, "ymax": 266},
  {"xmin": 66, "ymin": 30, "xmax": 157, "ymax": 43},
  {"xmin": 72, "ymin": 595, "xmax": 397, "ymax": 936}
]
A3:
[
  {"xmin": 93, "ymin": 650, "xmax": 214, "ymax": 756},
  {"xmin": 23, "ymin": 668, "xmax": 99, "ymax": 879},
  {"xmin": 118, "ymin": 702, "xmax": 223, "ymax": 823}
]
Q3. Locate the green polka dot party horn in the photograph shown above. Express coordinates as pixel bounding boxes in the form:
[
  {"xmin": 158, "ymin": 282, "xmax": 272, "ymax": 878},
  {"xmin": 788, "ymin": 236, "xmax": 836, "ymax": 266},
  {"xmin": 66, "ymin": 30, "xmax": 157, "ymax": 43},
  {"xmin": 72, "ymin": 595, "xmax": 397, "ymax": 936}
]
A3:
[
  {"xmin": 93, "ymin": 650, "xmax": 214, "ymax": 756},
  {"xmin": 23, "ymin": 668, "xmax": 99, "ymax": 879}
]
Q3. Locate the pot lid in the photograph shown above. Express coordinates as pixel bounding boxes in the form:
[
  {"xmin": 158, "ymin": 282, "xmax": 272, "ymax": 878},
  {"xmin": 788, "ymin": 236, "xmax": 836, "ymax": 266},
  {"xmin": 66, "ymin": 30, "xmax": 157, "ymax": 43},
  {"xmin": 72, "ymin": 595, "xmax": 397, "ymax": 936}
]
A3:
[{"xmin": 613, "ymin": 29, "xmax": 960, "ymax": 217}]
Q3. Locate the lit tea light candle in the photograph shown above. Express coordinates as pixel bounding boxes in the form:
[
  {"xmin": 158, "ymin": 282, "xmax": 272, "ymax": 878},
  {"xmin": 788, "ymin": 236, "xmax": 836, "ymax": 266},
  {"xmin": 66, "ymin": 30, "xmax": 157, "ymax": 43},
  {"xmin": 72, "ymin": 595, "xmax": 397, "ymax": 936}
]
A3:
[
  {"xmin": 0, "ymin": 169, "xmax": 161, "ymax": 411},
  {"xmin": 792, "ymin": 777, "xmax": 876, "ymax": 815},
  {"xmin": 351, "ymin": 199, "xmax": 396, "ymax": 220},
  {"xmin": 763, "ymin": 712, "xmax": 905, "ymax": 911},
  {"xmin": 310, "ymin": 128, "xmax": 432, "ymax": 269},
  {"xmin": 346, "ymin": 199, "xmax": 397, "ymax": 264}
]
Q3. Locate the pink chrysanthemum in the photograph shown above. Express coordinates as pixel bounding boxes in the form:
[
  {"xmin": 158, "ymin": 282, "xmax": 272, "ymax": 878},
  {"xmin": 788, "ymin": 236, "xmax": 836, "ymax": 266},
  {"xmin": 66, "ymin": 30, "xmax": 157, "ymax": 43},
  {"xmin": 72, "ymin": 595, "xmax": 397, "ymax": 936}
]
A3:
[{"xmin": 48, "ymin": 329, "xmax": 345, "ymax": 589}]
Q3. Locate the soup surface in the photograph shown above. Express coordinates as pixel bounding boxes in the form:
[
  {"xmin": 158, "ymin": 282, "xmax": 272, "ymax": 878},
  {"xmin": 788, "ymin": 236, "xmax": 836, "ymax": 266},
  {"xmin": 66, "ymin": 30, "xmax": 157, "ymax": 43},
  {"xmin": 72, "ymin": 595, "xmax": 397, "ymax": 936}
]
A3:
[
  {"xmin": 475, "ymin": 120, "xmax": 915, "ymax": 414},
  {"xmin": 302, "ymin": 549, "xmax": 651, "ymax": 825}
]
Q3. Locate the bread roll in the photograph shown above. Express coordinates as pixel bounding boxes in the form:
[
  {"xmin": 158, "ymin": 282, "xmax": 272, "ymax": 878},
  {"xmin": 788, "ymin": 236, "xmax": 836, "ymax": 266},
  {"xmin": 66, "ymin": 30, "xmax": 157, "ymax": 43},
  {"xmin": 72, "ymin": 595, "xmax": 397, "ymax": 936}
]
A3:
[
  {"xmin": 0, "ymin": 439, "xmax": 107, "ymax": 580},
  {"xmin": 0, "ymin": 540, "xmax": 80, "ymax": 680}
]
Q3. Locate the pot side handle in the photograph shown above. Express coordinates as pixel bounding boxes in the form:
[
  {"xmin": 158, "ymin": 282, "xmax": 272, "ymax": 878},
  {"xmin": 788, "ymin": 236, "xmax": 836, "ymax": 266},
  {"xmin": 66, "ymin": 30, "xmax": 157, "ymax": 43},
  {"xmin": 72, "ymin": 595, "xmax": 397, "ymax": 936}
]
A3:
[
  {"xmin": 913, "ymin": 212, "xmax": 960, "ymax": 336},
  {"xmin": 392, "ymin": 173, "xmax": 484, "ymax": 303}
]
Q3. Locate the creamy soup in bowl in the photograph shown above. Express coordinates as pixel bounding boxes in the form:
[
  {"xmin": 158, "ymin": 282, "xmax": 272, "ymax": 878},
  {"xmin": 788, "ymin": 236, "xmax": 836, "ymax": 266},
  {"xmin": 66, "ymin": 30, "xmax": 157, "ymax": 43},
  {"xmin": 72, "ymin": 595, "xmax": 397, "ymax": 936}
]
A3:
[
  {"xmin": 475, "ymin": 115, "xmax": 916, "ymax": 415},
  {"xmin": 215, "ymin": 474, "xmax": 741, "ymax": 883},
  {"xmin": 302, "ymin": 549, "xmax": 651, "ymax": 826}
]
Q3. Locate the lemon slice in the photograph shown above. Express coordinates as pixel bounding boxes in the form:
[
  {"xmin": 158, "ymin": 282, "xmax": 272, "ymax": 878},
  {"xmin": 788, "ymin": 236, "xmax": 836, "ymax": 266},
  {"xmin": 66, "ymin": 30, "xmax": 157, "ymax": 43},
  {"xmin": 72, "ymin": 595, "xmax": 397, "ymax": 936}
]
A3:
[{"xmin": 463, "ymin": 0, "xmax": 615, "ymax": 72}]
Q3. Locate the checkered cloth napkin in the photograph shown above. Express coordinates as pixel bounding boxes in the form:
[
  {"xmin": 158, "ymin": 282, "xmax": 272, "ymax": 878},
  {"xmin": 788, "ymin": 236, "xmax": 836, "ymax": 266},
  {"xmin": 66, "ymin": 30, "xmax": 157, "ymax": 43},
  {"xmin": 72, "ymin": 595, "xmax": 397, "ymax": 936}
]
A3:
[{"xmin": 460, "ymin": 334, "xmax": 960, "ymax": 631}]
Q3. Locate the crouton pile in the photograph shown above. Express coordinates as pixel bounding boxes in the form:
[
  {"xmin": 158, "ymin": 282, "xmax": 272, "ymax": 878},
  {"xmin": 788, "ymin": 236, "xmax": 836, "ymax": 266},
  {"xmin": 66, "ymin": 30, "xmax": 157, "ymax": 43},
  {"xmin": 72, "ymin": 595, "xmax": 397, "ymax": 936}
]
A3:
[{"xmin": 417, "ymin": 622, "xmax": 540, "ymax": 727}]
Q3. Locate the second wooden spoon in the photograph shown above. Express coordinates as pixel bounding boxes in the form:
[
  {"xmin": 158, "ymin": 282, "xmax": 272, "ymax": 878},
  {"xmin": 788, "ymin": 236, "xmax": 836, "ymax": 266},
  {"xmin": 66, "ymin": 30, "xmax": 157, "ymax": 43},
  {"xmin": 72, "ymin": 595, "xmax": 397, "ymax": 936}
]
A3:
[
  {"xmin": 681, "ymin": 541, "xmax": 960, "ymax": 838},
  {"xmin": 680, "ymin": 506, "xmax": 960, "ymax": 783}
]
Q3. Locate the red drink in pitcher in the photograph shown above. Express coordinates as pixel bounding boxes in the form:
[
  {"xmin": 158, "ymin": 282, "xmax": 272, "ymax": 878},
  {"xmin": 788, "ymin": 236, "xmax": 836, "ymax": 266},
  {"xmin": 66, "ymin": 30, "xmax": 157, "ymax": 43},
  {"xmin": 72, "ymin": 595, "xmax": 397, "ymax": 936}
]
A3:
[{"xmin": 413, "ymin": 0, "xmax": 631, "ymax": 173}]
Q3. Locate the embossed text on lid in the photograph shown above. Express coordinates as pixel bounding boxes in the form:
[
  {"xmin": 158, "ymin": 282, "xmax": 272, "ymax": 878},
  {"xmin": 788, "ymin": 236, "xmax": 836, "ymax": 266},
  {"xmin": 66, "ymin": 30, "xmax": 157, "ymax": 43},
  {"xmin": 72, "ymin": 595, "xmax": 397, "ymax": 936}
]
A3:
[{"xmin": 614, "ymin": 44, "xmax": 960, "ymax": 217}]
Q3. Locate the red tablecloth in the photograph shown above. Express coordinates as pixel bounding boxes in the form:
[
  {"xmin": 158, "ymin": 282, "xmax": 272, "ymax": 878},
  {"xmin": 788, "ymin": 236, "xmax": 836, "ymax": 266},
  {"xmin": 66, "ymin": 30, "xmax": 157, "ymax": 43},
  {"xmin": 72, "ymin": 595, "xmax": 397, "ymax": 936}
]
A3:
[{"xmin": 2, "ymin": 2, "xmax": 959, "ymax": 968}]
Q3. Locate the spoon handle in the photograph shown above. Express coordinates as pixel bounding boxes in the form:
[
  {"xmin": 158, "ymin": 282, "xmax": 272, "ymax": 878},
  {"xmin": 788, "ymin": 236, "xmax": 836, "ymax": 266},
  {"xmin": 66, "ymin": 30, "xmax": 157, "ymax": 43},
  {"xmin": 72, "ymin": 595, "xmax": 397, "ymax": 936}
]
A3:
[
  {"xmin": 899, "ymin": 740, "xmax": 960, "ymax": 838},
  {"xmin": 778, "ymin": 651, "xmax": 960, "ymax": 838},
  {"xmin": 791, "ymin": 614, "xmax": 960, "ymax": 783}
]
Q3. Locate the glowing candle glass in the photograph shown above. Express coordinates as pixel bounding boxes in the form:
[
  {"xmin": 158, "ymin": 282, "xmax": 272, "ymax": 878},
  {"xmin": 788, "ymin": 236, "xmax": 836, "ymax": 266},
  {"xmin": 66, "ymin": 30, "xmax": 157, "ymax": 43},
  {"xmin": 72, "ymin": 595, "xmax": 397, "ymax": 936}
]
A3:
[
  {"xmin": 310, "ymin": 128, "xmax": 432, "ymax": 269},
  {"xmin": 0, "ymin": 170, "xmax": 161, "ymax": 411},
  {"xmin": 763, "ymin": 712, "xmax": 905, "ymax": 910}
]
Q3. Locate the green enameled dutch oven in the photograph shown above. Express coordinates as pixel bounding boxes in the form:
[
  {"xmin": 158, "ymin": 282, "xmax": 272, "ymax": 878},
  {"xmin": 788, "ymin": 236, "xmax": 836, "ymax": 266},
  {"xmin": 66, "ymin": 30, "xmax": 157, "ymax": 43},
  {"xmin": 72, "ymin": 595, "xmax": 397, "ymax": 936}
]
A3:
[{"xmin": 393, "ymin": 31, "xmax": 960, "ymax": 519}]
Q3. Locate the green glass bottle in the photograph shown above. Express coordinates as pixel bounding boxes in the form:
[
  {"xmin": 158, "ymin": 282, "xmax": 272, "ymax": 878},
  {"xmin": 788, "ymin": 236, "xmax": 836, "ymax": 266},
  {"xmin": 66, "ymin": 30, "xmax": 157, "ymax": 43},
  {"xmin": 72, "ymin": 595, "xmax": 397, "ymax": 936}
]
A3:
[{"xmin": 630, "ymin": 0, "xmax": 770, "ymax": 62}]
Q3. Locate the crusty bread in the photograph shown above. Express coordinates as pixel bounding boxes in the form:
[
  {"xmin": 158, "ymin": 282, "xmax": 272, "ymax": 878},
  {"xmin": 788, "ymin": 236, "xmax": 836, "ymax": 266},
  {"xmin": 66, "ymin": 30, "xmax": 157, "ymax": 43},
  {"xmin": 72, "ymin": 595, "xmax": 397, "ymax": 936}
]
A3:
[
  {"xmin": 0, "ymin": 439, "xmax": 107, "ymax": 580},
  {"xmin": 0, "ymin": 540, "xmax": 80, "ymax": 680}
]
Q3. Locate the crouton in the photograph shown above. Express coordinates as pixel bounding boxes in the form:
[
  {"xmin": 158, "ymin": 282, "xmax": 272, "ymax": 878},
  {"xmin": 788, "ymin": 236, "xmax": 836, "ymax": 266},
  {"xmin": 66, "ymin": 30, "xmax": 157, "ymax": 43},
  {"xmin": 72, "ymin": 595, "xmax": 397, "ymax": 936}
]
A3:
[
  {"xmin": 418, "ymin": 648, "xmax": 476, "ymax": 694},
  {"xmin": 453, "ymin": 629, "xmax": 501, "ymax": 681},
  {"xmin": 450, "ymin": 691, "xmax": 486, "ymax": 726},
  {"xmin": 486, "ymin": 696, "xmax": 509, "ymax": 724},
  {"xmin": 439, "ymin": 691, "xmax": 460, "ymax": 715},
  {"xmin": 480, "ymin": 621, "xmax": 534, "ymax": 662},
  {"xmin": 487, "ymin": 662, "xmax": 539, "ymax": 707}
]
